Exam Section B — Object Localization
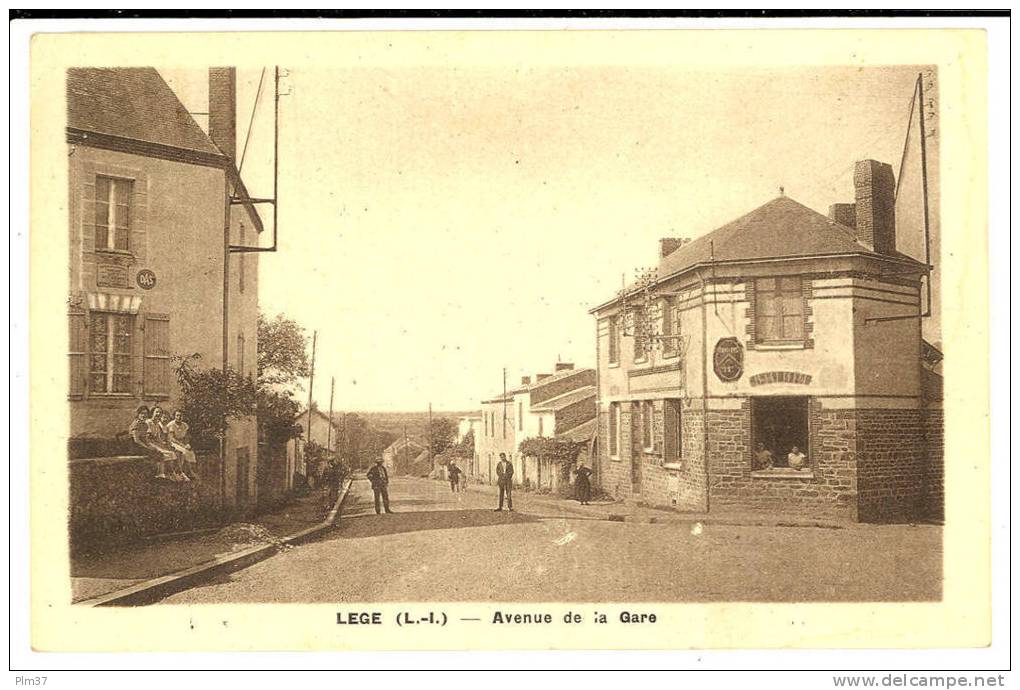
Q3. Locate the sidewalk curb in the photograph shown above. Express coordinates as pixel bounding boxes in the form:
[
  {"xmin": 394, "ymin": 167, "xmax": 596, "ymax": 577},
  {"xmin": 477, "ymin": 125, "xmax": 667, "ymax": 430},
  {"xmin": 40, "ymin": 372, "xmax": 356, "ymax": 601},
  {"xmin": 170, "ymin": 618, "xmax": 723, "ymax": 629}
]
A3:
[
  {"xmin": 81, "ymin": 478, "xmax": 354, "ymax": 607},
  {"xmin": 457, "ymin": 479, "xmax": 848, "ymax": 530}
]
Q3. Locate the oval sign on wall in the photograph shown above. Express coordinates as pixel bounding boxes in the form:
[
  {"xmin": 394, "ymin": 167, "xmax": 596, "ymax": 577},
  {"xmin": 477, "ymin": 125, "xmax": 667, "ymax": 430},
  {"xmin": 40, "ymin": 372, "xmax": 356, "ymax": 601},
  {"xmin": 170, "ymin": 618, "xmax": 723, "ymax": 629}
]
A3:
[
  {"xmin": 713, "ymin": 337, "xmax": 744, "ymax": 382},
  {"xmin": 136, "ymin": 269, "xmax": 157, "ymax": 290}
]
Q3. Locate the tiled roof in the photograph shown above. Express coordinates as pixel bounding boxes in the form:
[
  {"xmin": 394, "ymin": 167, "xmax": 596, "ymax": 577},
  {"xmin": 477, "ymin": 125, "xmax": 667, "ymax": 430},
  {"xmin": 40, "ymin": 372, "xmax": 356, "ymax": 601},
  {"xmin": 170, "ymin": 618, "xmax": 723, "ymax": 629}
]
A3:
[
  {"xmin": 530, "ymin": 386, "xmax": 596, "ymax": 412},
  {"xmin": 482, "ymin": 367, "xmax": 593, "ymax": 404},
  {"xmin": 556, "ymin": 418, "xmax": 597, "ymax": 443},
  {"xmin": 67, "ymin": 68, "xmax": 222, "ymax": 155}
]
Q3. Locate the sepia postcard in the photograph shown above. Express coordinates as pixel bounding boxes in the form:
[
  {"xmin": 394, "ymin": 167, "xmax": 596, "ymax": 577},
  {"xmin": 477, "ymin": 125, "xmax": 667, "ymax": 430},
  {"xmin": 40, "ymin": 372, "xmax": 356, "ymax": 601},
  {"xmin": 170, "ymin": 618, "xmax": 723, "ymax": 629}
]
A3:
[{"xmin": 27, "ymin": 25, "xmax": 990, "ymax": 653}]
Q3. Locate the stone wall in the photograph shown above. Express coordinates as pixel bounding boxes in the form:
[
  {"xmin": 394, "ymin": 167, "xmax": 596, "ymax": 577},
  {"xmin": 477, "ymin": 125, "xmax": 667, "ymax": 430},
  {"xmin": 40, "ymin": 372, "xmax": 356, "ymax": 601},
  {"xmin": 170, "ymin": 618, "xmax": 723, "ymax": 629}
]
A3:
[
  {"xmin": 676, "ymin": 406, "xmax": 708, "ymax": 511},
  {"xmin": 856, "ymin": 408, "xmax": 927, "ymax": 522},
  {"xmin": 706, "ymin": 401, "xmax": 858, "ymax": 521},
  {"xmin": 923, "ymin": 407, "xmax": 944, "ymax": 522},
  {"xmin": 69, "ymin": 451, "xmax": 226, "ymax": 553},
  {"xmin": 595, "ymin": 408, "xmax": 634, "ymax": 500}
]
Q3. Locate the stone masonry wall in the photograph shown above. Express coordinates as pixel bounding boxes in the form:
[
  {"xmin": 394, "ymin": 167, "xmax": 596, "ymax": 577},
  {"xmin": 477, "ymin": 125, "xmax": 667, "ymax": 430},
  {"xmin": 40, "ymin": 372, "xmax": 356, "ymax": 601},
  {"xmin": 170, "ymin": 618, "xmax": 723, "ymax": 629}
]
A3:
[
  {"xmin": 707, "ymin": 401, "xmax": 858, "ymax": 521},
  {"xmin": 856, "ymin": 408, "xmax": 927, "ymax": 522},
  {"xmin": 923, "ymin": 407, "xmax": 944, "ymax": 522}
]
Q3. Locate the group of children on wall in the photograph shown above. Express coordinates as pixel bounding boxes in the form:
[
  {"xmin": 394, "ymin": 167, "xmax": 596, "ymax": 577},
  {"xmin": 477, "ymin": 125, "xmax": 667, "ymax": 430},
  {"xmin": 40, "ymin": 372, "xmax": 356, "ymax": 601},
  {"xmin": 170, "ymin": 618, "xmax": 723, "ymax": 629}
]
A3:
[{"xmin": 129, "ymin": 404, "xmax": 198, "ymax": 482}]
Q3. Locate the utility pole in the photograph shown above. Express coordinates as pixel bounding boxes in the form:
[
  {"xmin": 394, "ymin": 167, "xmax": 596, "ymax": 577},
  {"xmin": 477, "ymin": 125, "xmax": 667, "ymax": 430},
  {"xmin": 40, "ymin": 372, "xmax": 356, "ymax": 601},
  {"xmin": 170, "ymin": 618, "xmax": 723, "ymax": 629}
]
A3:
[
  {"xmin": 502, "ymin": 368, "xmax": 507, "ymax": 439},
  {"xmin": 306, "ymin": 330, "xmax": 317, "ymax": 448},
  {"xmin": 403, "ymin": 423, "xmax": 408, "ymax": 474},
  {"xmin": 326, "ymin": 375, "xmax": 335, "ymax": 454}
]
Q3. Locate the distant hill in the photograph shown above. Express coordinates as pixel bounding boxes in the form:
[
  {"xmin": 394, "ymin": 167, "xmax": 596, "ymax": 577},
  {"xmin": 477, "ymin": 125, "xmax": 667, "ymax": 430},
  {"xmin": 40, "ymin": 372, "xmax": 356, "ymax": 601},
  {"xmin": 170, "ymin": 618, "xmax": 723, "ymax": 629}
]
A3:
[{"xmin": 354, "ymin": 410, "xmax": 477, "ymax": 443}]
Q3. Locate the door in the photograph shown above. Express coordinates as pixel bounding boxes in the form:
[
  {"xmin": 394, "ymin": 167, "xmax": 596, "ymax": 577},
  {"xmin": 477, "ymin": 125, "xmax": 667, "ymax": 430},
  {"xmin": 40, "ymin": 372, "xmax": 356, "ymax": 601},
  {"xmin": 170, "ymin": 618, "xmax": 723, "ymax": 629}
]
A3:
[{"xmin": 236, "ymin": 447, "xmax": 250, "ymax": 508}]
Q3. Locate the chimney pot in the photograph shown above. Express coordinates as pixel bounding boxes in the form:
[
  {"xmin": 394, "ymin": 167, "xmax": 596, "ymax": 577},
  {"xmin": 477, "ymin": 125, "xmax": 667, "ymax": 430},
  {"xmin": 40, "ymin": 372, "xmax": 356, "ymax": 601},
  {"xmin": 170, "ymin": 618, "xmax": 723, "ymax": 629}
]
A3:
[
  {"xmin": 853, "ymin": 160, "xmax": 896, "ymax": 253},
  {"xmin": 208, "ymin": 67, "xmax": 237, "ymax": 162}
]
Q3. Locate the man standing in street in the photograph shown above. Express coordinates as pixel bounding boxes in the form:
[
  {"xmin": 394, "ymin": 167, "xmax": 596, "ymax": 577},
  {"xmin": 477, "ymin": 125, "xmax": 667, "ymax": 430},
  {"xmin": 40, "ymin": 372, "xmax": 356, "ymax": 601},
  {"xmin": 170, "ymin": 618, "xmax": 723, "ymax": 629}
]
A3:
[
  {"xmin": 366, "ymin": 458, "xmax": 393, "ymax": 515},
  {"xmin": 494, "ymin": 452, "xmax": 514, "ymax": 511},
  {"xmin": 447, "ymin": 460, "xmax": 463, "ymax": 493}
]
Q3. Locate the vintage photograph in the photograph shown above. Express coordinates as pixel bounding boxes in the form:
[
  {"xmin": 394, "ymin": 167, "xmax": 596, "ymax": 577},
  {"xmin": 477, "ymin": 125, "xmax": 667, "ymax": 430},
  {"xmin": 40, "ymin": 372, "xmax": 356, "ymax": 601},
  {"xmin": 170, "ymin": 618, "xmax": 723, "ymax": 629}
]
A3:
[{"xmin": 61, "ymin": 57, "xmax": 946, "ymax": 608}]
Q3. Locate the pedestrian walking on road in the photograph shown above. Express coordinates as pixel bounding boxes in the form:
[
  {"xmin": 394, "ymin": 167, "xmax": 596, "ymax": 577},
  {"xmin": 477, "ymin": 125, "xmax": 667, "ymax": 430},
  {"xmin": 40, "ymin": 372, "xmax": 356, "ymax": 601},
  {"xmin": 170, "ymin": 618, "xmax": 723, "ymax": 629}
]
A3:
[
  {"xmin": 574, "ymin": 462, "xmax": 593, "ymax": 505},
  {"xmin": 367, "ymin": 458, "xmax": 393, "ymax": 514},
  {"xmin": 494, "ymin": 452, "xmax": 514, "ymax": 511},
  {"xmin": 447, "ymin": 461, "xmax": 463, "ymax": 493}
]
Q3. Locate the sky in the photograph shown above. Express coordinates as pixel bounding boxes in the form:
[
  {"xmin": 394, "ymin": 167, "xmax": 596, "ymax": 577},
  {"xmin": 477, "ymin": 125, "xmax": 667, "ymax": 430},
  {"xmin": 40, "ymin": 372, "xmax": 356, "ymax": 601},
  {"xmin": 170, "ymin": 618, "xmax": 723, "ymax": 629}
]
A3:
[{"xmin": 160, "ymin": 61, "xmax": 924, "ymax": 413}]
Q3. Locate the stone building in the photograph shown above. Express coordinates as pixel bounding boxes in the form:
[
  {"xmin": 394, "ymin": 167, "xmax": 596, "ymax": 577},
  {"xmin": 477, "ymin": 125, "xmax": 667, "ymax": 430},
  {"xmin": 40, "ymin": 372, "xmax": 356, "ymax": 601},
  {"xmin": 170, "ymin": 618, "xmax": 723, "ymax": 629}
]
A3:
[
  {"xmin": 67, "ymin": 67, "xmax": 262, "ymax": 510},
  {"xmin": 589, "ymin": 161, "xmax": 942, "ymax": 523},
  {"xmin": 474, "ymin": 363, "xmax": 596, "ymax": 488}
]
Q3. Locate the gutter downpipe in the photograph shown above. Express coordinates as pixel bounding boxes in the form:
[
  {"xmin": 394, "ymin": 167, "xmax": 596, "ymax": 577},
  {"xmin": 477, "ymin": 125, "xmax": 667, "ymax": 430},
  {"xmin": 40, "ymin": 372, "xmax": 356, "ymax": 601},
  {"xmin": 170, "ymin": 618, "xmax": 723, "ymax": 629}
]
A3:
[
  {"xmin": 697, "ymin": 268, "xmax": 710, "ymax": 514},
  {"xmin": 221, "ymin": 171, "xmax": 231, "ymax": 511}
]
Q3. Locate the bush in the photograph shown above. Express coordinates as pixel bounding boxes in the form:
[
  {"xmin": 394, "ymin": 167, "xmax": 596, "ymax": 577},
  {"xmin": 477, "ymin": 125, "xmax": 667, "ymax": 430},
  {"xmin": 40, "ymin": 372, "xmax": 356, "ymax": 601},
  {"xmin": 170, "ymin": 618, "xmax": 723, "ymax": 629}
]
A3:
[{"xmin": 68, "ymin": 435, "xmax": 140, "ymax": 460}]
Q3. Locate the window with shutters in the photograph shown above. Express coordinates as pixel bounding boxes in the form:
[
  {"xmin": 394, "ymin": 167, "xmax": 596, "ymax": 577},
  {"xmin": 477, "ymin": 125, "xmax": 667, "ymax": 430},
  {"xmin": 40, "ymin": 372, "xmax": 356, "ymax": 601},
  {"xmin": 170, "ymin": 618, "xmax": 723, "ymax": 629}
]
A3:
[
  {"xmin": 143, "ymin": 314, "xmax": 171, "ymax": 397},
  {"xmin": 68, "ymin": 311, "xmax": 88, "ymax": 398},
  {"xmin": 661, "ymin": 298, "xmax": 680, "ymax": 357},
  {"xmin": 755, "ymin": 276, "xmax": 805, "ymax": 343},
  {"xmin": 607, "ymin": 315, "xmax": 620, "ymax": 365},
  {"xmin": 95, "ymin": 176, "xmax": 133, "ymax": 252},
  {"xmin": 88, "ymin": 312, "xmax": 134, "ymax": 394}
]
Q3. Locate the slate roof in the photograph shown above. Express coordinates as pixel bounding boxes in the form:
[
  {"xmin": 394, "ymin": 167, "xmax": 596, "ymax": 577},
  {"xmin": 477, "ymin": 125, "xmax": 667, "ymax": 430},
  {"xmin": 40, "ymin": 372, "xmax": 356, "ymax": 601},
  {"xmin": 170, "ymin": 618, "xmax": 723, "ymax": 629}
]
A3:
[
  {"xmin": 593, "ymin": 195, "xmax": 926, "ymax": 311},
  {"xmin": 67, "ymin": 68, "xmax": 222, "ymax": 156},
  {"xmin": 555, "ymin": 418, "xmax": 597, "ymax": 443},
  {"xmin": 530, "ymin": 386, "xmax": 596, "ymax": 412},
  {"xmin": 481, "ymin": 367, "xmax": 593, "ymax": 404}
]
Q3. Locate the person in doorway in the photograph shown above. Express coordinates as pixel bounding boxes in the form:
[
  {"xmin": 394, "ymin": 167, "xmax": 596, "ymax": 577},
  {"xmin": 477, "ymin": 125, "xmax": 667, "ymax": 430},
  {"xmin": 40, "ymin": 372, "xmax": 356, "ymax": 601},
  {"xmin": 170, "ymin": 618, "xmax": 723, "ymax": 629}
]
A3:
[
  {"xmin": 494, "ymin": 452, "xmax": 514, "ymax": 511},
  {"xmin": 166, "ymin": 410, "xmax": 199, "ymax": 480},
  {"xmin": 447, "ymin": 460, "xmax": 463, "ymax": 493},
  {"xmin": 366, "ymin": 457, "xmax": 393, "ymax": 514},
  {"xmin": 574, "ymin": 462, "xmax": 593, "ymax": 505},
  {"xmin": 754, "ymin": 443, "xmax": 775, "ymax": 471},
  {"xmin": 129, "ymin": 405, "xmax": 175, "ymax": 480},
  {"xmin": 787, "ymin": 445, "xmax": 808, "ymax": 471}
]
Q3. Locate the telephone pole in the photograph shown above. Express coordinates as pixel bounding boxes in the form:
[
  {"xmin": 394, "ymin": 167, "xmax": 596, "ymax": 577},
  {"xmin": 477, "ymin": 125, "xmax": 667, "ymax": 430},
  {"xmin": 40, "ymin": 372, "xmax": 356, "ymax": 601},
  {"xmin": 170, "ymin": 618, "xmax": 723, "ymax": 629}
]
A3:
[
  {"xmin": 305, "ymin": 330, "xmax": 317, "ymax": 447},
  {"xmin": 427, "ymin": 402, "xmax": 433, "ymax": 468},
  {"xmin": 502, "ymin": 367, "xmax": 507, "ymax": 439},
  {"xmin": 326, "ymin": 375, "xmax": 335, "ymax": 454}
]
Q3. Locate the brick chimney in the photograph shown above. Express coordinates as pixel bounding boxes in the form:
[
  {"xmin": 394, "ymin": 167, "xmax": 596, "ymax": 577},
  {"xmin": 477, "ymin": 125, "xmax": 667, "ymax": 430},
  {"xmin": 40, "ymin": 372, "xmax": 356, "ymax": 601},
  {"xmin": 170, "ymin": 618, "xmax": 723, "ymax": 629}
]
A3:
[
  {"xmin": 853, "ymin": 160, "xmax": 896, "ymax": 253},
  {"xmin": 659, "ymin": 237, "xmax": 690, "ymax": 258},
  {"xmin": 555, "ymin": 362, "xmax": 574, "ymax": 372},
  {"xmin": 521, "ymin": 376, "xmax": 531, "ymax": 385},
  {"xmin": 828, "ymin": 203, "xmax": 856, "ymax": 229},
  {"xmin": 535, "ymin": 373, "xmax": 552, "ymax": 382},
  {"xmin": 208, "ymin": 67, "xmax": 237, "ymax": 162}
]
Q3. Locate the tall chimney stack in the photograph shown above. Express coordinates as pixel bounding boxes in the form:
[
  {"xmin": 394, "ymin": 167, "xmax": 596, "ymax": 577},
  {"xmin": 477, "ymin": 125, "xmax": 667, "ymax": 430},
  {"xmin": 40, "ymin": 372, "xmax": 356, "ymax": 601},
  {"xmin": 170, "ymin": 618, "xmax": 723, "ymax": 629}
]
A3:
[
  {"xmin": 208, "ymin": 67, "xmax": 237, "ymax": 162},
  {"xmin": 853, "ymin": 160, "xmax": 896, "ymax": 253}
]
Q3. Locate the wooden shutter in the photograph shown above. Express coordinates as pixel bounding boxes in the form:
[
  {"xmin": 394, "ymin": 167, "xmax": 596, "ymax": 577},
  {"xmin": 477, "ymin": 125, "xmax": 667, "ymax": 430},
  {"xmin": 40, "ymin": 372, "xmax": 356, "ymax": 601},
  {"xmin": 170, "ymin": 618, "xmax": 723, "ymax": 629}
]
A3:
[
  {"xmin": 143, "ymin": 313, "xmax": 171, "ymax": 397},
  {"xmin": 68, "ymin": 311, "xmax": 87, "ymax": 398}
]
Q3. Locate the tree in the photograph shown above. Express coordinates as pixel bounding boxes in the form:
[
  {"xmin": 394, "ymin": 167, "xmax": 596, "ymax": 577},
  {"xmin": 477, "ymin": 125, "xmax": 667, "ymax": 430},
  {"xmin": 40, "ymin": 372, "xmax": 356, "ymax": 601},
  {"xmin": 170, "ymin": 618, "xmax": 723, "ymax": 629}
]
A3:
[
  {"xmin": 426, "ymin": 417, "xmax": 457, "ymax": 457},
  {"xmin": 257, "ymin": 312, "xmax": 310, "ymax": 387},
  {"xmin": 257, "ymin": 388, "xmax": 303, "ymax": 446},
  {"xmin": 172, "ymin": 354, "xmax": 256, "ymax": 450},
  {"xmin": 449, "ymin": 430, "xmax": 474, "ymax": 459}
]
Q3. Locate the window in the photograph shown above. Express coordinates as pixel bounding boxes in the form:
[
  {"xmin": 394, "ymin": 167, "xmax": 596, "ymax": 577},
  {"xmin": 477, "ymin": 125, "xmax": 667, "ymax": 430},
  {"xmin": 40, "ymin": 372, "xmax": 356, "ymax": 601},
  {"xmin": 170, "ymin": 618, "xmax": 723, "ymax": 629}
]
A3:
[
  {"xmin": 89, "ymin": 312, "xmax": 134, "ymax": 394},
  {"xmin": 518, "ymin": 402, "xmax": 523, "ymax": 431},
  {"xmin": 484, "ymin": 413, "xmax": 489, "ymax": 437},
  {"xmin": 95, "ymin": 176, "xmax": 132, "ymax": 252},
  {"xmin": 608, "ymin": 403, "xmax": 620, "ymax": 457},
  {"xmin": 662, "ymin": 298, "xmax": 680, "ymax": 356},
  {"xmin": 641, "ymin": 400, "xmax": 654, "ymax": 451},
  {"xmin": 751, "ymin": 396, "xmax": 810, "ymax": 472},
  {"xmin": 756, "ymin": 277, "xmax": 805, "ymax": 343},
  {"xmin": 663, "ymin": 399, "xmax": 682, "ymax": 463},
  {"xmin": 68, "ymin": 311, "xmax": 88, "ymax": 397},
  {"xmin": 632, "ymin": 308, "xmax": 649, "ymax": 362},
  {"xmin": 608, "ymin": 315, "xmax": 620, "ymax": 364}
]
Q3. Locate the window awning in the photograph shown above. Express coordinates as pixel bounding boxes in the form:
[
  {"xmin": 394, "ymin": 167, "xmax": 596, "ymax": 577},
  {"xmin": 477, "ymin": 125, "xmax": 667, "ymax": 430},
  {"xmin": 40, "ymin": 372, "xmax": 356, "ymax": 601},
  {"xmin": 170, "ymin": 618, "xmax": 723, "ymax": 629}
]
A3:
[{"xmin": 86, "ymin": 292, "xmax": 141, "ymax": 314}]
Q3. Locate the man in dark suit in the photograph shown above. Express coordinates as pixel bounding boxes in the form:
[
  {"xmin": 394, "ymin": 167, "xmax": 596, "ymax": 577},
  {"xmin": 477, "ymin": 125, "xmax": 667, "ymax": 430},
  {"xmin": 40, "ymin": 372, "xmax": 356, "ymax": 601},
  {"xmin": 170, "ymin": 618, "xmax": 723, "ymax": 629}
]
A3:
[
  {"xmin": 366, "ymin": 458, "xmax": 393, "ymax": 515},
  {"xmin": 494, "ymin": 452, "xmax": 514, "ymax": 511}
]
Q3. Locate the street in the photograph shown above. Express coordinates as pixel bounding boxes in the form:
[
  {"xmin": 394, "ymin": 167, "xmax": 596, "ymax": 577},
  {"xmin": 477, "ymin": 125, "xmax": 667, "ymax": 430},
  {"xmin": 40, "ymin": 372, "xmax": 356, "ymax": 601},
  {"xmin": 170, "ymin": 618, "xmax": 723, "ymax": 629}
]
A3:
[{"xmin": 161, "ymin": 477, "xmax": 941, "ymax": 603}]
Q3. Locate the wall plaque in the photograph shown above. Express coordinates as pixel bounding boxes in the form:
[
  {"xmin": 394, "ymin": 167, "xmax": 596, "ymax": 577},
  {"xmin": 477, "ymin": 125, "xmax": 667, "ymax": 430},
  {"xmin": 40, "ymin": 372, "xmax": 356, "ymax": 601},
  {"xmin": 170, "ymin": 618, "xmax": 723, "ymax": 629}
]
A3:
[
  {"xmin": 136, "ymin": 269, "xmax": 157, "ymax": 290},
  {"xmin": 713, "ymin": 337, "xmax": 744, "ymax": 382},
  {"xmin": 96, "ymin": 263, "xmax": 129, "ymax": 288}
]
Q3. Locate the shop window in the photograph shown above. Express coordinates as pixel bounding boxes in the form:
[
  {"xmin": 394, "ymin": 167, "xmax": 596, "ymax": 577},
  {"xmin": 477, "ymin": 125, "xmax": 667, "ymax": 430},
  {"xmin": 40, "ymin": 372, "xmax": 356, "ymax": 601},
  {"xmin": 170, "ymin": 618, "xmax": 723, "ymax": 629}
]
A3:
[
  {"xmin": 751, "ymin": 396, "xmax": 810, "ymax": 472},
  {"xmin": 755, "ymin": 277, "xmax": 805, "ymax": 343},
  {"xmin": 95, "ymin": 176, "xmax": 133, "ymax": 252}
]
